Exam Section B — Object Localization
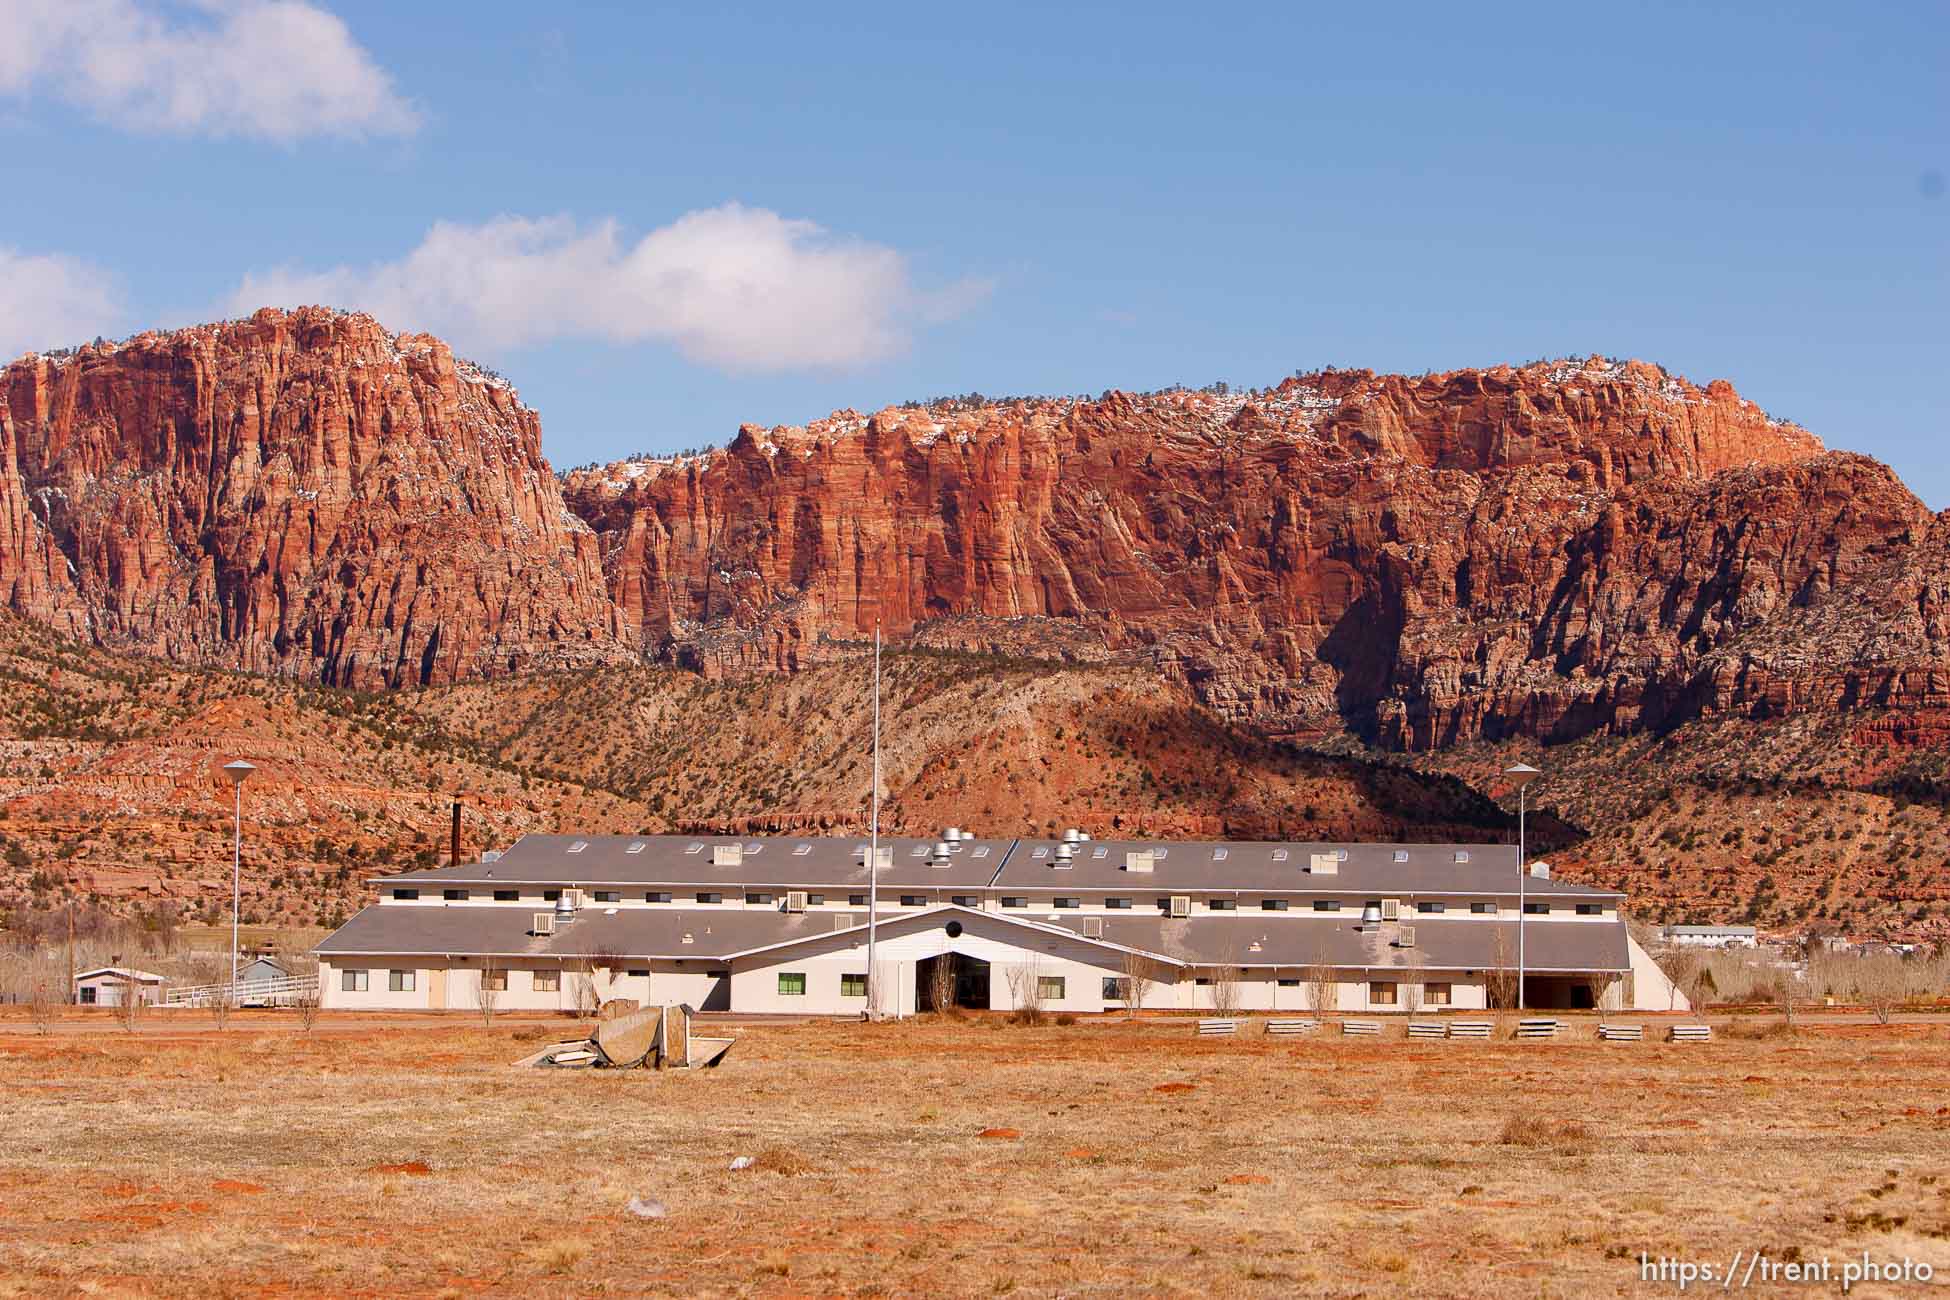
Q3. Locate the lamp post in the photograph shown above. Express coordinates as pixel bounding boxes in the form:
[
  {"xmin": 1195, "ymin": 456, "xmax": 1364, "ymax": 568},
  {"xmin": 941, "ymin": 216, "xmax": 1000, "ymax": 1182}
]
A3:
[
  {"xmin": 1506, "ymin": 763, "xmax": 1541, "ymax": 1010},
  {"xmin": 222, "ymin": 761, "xmax": 255, "ymax": 1007}
]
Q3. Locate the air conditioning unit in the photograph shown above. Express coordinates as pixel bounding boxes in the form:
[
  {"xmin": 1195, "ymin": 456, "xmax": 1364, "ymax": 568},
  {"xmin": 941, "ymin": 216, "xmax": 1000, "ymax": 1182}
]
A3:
[
  {"xmin": 1396, "ymin": 925, "xmax": 1417, "ymax": 948},
  {"xmin": 1309, "ymin": 852, "xmax": 1339, "ymax": 875},
  {"xmin": 531, "ymin": 912, "xmax": 555, "ymax": 936},
  {"xmin": 1168, "ymin": 895, "xmax": 1192, "ymax": 918},
  {"xmin": 1125, "ymin": 850, "xmax": 1155, "ymax": 873},
  {"xmin": 562, "ymin": 888, "xmax": 585, "ymax": 910},
  {"xmin": 1380, "ymin": 898, "xmax": 1402, "ymax": 921},
  {"xmin": 784, "ymin": 890, "xmax": 809, "ymax": 913},
  {"xmin": 713, "ymin": 844, "xmax": 743, "ymax": 867},
  {"xmin": 1082, "ymin": 917, "xmax": 1104, "ymax": 939}
]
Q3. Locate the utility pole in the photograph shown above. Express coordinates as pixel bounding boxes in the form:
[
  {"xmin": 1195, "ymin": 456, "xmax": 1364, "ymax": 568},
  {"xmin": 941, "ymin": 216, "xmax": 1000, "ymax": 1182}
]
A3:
[
  {"xmin": 866, "ymin": 624, "xmax": 882, "ymax": 1022},
  {"xmin": 223, "ymin": 761, "xmax": 256, "ymax": 1011},
  {"xmin": 1506, "ymin": 763, "xmax": 1541, "ymax": 1011}
]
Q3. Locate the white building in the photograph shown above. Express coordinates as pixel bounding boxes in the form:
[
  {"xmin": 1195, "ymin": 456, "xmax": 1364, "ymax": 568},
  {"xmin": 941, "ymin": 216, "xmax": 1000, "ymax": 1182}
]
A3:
[
  {"xmin": 73, "ymin": 966, "xmax": 166, "ymax": 1007},
  {"xmin": 1662, "ymin": 925, "xmax": 1759, "ymax": 949},
  {"xmin": 315, "ymin": 831, "xmax": 1687, "ymax": 1015}
]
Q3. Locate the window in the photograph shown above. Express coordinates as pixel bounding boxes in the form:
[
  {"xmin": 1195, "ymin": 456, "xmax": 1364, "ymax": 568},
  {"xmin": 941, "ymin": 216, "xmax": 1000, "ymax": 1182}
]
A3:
[
  {"xmin": 543, "ymin": 889, "xmax": 561, "ymax": 902},
  {"xmin": 1194, "ymin": 977, "xmax": 1213, "ymax": 986},
  {"xmin": 442, "ymin": 888, "xmax": 468, "ymax": 901},
  {"xmin": 793, "ymin": 843, "xmax": 812, "ymax": 856},
  {"xmin": 841, "ymin": 972, "xmax": 867, "ymax": 998},
  {"xmin": 1155, "ymin": 897, "xmax": 1173, "ymax": 910},
  {"xmin": 1425, "ymin": 982, "xmax": 1451, "ymax": 1006},
  {"xmin": 806, "ymin": 894, "xmax": 825, "ymax": 906},
  {"xmin": 1207, "ymin": 899, "xmax": 1236, "ymax": 911},
  {"xmin": 1470, "ymin": 902, "xmax": 1497, "ymax": 915},
  {"xmin": 340, "ymin": 969, "xmax": 368, "ymax": 992},
  {"xmin": 393, "ymin": 888, "xmax": 419, "ymax": 900},
  {"xmin": 1417, "ymin": 901, "xmax": 1446, "ymax": 914},
  {"xmin": 79, "ymin": 986, "xmax": 96, "ymax": 1004},
  {"xmin": 1037, "ymin": 976, "xmax": 1065, "ymax": 1002},
  {"xmin": 1272, "ymin": 849, "xmax": 1289, "ymax": 862},
  {"xmin": 1105, "ymin": 897, "xmax": 1133, "ymax": 910},
  {"xmin": 900, "ymin": 894, "xmax": 927, "ymax": 907},
  {"xmin": 696, "ymin": 892, "xmax": 721, "ymax": 904},
  {"xmin": 1454, "ymin": 851, "xmax": 1470, "ymax": 863},
  {"xmin": 951, "ymin": 895, "xmax": 979, "ymax": 907},
  {"xmin": 848, "ymin": 894, "xmax": 867, "ymax": 907},
  {"xmin": 1369, "ymin": 981, "xmax": 1397, "ymax": 1006},
  {"xmin": 493, "ymin": 889, "xmax": 519, "ymax": 902},
  {"xmin": 645, "ymin": 891, "xmax": 672, "ymax": 903},
  {"xmin": 1277, "ymin": 977, "xmax": 1301, "ymax": 987},
  {"xmin": 533, "ymin": 970, "xmax": 560, "ymax": 993},
  {"xmin": 1053, "ymin": 897, "xmax": 1080, "ymax": 909},
  {"xmin": 594, "ymin": 890, "xmax": 620, "ymax": 903},
  {"xmin": 1212, "ymin": 848, "xmax": 1229, "ymax": 861},
  {"xmin": 1313, "ymin": 900, "xmax": 1341, "ymax": 912},
  {"xmin": 1261, "ymin": 899, "xmax": 1289, "ymax": 911},
  {"xmin": 778, "ymin": 972, "xmax": 807, "ymax": 997},
  {"xmin": 1001, "ymin": 897, "xmax": 1027, "ymax": 909},
  {"xmin": 1523, "ymin": 902, "xmax": 1551, "ymax": 915},
  {"xmin": 1092, "ymin": 846, "xmax": 1108, "ymax": 858},
  {"xmin": 627, "ymin": 969, "xmax": 648, "ymax": 978},
  {"xmin": 1103, "ymin": 976, "xmax": 1123, "ymax": 1000},
  {"xmin": 1394, "ymin": 849, "xmax": 1410, "ymax": 862},
  {"xmin": 389, "ymin": 969, "xmax": 417, "ymax": 992},
  {"xmin": 567, "ymin": 841, "xmax": 587, "ymax": 854},
  {"xmin": 746, "ymin": 892, "xmax": 774, "ymax": 905},
  {"xmin": 1576, "ymin": 903, "xmax": 1604, "ymax": 915},
  {"xmin": 482, "ymin": 968, "xmax": 508, "ymax": 992},
  {"xmin": 627, "ymin": 842, "xmax": 645, "ymax": 854}
]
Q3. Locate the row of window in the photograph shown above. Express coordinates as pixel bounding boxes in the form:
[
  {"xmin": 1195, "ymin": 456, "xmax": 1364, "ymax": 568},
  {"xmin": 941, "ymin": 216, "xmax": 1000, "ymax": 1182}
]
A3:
[
  {"xmin": 772, "ymin": 972, "xmax": 1069, "ymax": 1001},
  {"xmin": 394, "ymin": 887, "xmax": 1606, "ymax": 915}
]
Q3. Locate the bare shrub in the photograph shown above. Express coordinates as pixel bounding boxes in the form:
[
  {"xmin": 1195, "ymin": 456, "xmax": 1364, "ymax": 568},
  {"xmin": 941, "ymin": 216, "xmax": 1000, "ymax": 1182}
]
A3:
[
  {"xmin": 752, "ymin": 1146, "xmax": 814, "ymax": 1176},
  {"xmin": 209, "ymin": 978, "xmax": 233, "ymax": 1032},
  {"xmin": 1004, "ymin": 962, "xmax": 1046, "ymax": 1026},
  {"xmin": 1852, "ymin": 953, "xmax": 1906, "ymax": 1026},
  {"xmin": 28, "ymin": 975, "xmax": 55, "ymax": 1035},
  {"xmin": 1118, "ymin": 949, "xmax": 1166, "ymax": 1019},
  {"xmin": 1400, "ymin": 949, "xmax": 1425, "ymax": 1016},
  {"xmin": 118, "ymin": 969, "xmax": 142, "ymax": 1034},
  {"xmin": 1657, "ymin": 948, "xmax": 1703, "ymax": 1012},
  {"xmin": 1209, "ymin": 956, "xmax": 1244, "ymax": 1018},
  {"xmin": 1304, "ymin": 958, "xmax": 1338, "ymax": 1014},
  {"xmin": 1584, "ymin": 971, "xmax": 1615, "ymax": 1021},
  {"xmin": 1486, "ymin": 928, "xmax": 1517, "ymax": 1021},
  {"xmin": 475, "ymin": 957, "xmax": 501, "ymax": 1028},
  {"xmin": 927, "ymin": 953, "xmax": 958, "ymax": 1015},
  {"xmin": 293, "ymin": 979, "xmax": 321, "ymax": 1033}
]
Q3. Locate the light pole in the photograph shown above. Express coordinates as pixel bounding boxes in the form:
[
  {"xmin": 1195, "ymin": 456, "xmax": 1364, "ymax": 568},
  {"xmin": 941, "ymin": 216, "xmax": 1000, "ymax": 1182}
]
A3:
[
  {"xmin": 1506, "ymin": 763, "xmax": 1541, "ymax": 1010},
  {"xmin": 865, "ymin": 625, "xmax": 882, "ymax": 1022},
  {"xmin": 222, "ymin": 760, "xmax": 255, "ymax": 1004}
]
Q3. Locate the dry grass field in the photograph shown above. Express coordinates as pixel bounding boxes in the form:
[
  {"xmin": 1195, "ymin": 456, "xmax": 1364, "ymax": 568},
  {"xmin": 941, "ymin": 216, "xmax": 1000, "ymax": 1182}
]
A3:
[{"xmin": 2, "ymin": 1013, "xmax": 1949, "ymax": 1298}]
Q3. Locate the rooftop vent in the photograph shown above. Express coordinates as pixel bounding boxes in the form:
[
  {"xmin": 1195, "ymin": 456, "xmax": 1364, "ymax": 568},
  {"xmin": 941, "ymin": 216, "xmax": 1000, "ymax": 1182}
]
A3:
[
  {"xmin": 1395, "ymin": 925, "xmax": 1417, "ymax": 948},
  {"xmin": 1081, "ymin": 917, "xmax": 1104, "ymax": 939},
  {"xmin": 793, "ymin": 843, "xmax": 812, "ymax": 856},
  {"xmin": 685, "ymin": 842, "xmax": 704, "ymax": 854},
  {"xmin": 531, "ymin": 912, "xmax": 555, "ymax": 936},
  {"xmin": 1125, "ymin": 850, "xmax": 1155, "ymax": 874},
  {"xmin": 1309, "ymin": 852, "xmax": 1340, "ymax": 876},
  {"xmin": 713, "ymin": 844, "xmax": 743, "ymax": 868},
  {"xmin": 480, "ymin": 849, "xmax": 503, "ymax": 864},
  {"xmin": 930, "ymin": 841, "xmax": 953, "ymax": 867},
  {"xmin": 1061, "ymin": 827, "xmax": 1084, "ymax": 844},
  {"xmin": 1359, "ymin": 901, "xmax": 1383, "ymax": 931},
  {"xmin": 626, "ymin": 842, "xmax": 645, "ymax": 854},
  {"xmin": 567, "ymin": 841, "xmax": 588, "ymax": 854},
  {"xmin": 1212, "ymin": 847, "xmax": 1228, "ymax": 862},
  {"xmin": 1168, "ymin": 895, "xmax": 1191, "ymax": 918},
  {"xmin": 1271, "ymin": 849, "xmax": 1288, "ymax": 862},
  {"xmin": 1393, "ymin": 849, "xmax": 1409, "ymax": 862},
  {"xmin": 1454, "ymin": 850, "xmax": 1470, "ymax": 864},
  {"xmin": 1529, "ymin": 861, "xmax": 1551, "ymax": 879},
  {"xmin": 942, "ymin": 827, "xmax": 965, "ymax": 844}
]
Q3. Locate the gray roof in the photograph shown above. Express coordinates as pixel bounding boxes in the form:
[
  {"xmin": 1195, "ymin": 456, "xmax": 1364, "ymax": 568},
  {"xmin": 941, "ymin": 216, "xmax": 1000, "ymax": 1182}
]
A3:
[
  {"xmin": 374, "ymin": 833, "xmax": 1620, "ymax": 900},
  {"xmin": 1035, "ymin": 914, "xmax": 1628, "ymax": 973},
  {"xmin": 995, "ymin": 839, "xmax": 1618, "ymax": 898},
  {"xmin": 314, "ymin": 902, "xmax": 871, "ymax": 962},
  {"xmin": 379, "ymin": 834, "xmax": 1012, "ymax": 891}
]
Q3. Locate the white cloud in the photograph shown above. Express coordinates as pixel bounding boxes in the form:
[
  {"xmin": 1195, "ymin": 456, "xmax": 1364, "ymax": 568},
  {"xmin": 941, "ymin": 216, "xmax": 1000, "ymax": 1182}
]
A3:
[
  {"xmin": 0, "ymin": 249, "xmax": 123, "ymax": 361},
  {"xmin": 228, "ymin": 205, "xmax": 993, "ymax": 372},
  {"xmin": 0, "ymin": 0, "xmax": 418, "ymax": 142}
]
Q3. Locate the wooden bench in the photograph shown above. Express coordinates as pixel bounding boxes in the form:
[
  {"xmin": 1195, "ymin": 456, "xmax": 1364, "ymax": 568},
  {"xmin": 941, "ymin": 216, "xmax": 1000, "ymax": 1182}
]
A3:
[
  {"xmin": 1264, "ymin": 1018, "xmax": 1320, "ymax": 1036},
  {"xmin": 1667, "ymin": 1024, "xmax": 1712, "ymax": 1043},
  {"xmin": 1597, "ymin": 1023, "xmax": 1644, "ymax": 1042},
  {"xmin": 1406, "ymin": 1022, "xmax": 1446, "ymax": 1039},
  {"xmin": 1196, "ymin": 1018, "xmax": 1238, "ymax": 1036},
  {"xmin": 1446, "ymin": 1021, "xmax": 1493, "ymax": 1039},
  {"xmin": 1515, "ymin": 1018, "xmax": 1561, "ymax": 1039},
  {"xmin": 1341, "ymin": 1019, "xmax": 1381, "ymax": 1036}
]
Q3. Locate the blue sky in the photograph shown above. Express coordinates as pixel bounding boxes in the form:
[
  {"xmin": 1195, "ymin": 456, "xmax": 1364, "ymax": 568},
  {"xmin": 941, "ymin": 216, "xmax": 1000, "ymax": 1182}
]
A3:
[{"xmin": 3, "ymin": 2, "xmax": 1944, "ymax": 499}]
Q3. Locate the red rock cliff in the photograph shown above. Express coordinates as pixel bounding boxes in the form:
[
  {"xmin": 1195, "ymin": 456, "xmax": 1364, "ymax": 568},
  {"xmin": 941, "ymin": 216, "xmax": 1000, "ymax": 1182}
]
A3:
[
  {"xmin": 0, "ymin": 308, "xmax": 632, "ymax": 687},
  {"xmin": 561, "ymin": 357, "xmax": 1942, "ymax": 744}
]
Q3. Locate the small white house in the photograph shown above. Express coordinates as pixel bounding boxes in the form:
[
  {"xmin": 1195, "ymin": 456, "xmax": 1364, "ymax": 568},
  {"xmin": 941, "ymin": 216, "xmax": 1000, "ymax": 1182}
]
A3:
[
  {"xmin": 1663, "ymin": 925, "xmax": 1759, "ymax": 949},
  {"xmin": 73, "ymin": 967, "xmax": 166, "ymax": 1007}
]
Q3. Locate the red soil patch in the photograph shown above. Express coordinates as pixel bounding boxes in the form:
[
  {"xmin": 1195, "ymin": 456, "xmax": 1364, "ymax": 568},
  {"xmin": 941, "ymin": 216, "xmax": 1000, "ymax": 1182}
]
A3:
[
  {"xmin": 1065, "ymin": 1148, "xmax": 1097, "ymax": 1159},
  {"xmin": 1153, "ymin": 1083, "xmax": 1196, "ymax": 1094},
  {"xmin": 976, "ymin": 1128, "xmax": 1020, "ymax": 1140},
  {"xmin": 1224, "ymin": 1174, "xmax": 1270, "ymax": 1185},
  {"xmin": 212, "ymin": 1180, "xmax": 267, "ymax": 1194},
  {"xmin": 366, "ymin": 1161, "xmax": 432, "ymax": 1176}
]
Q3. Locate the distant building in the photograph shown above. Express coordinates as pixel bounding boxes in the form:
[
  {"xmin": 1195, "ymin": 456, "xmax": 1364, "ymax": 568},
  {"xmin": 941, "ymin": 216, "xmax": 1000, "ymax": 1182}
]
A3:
[
  {"xmin": 234, "ymin": 956, "xmax": 288, "ymax": 985},
  {"xmin": 315, "ymin": 831, "xmax": 1688, "ymax": 1015},
  {"xmin": 1663, "ymin": 925, "xmax": 1759, "ymax": 949},
  {"xmin": 73, "ymin": 967, "xmax": 166, "ymax": 1007}
]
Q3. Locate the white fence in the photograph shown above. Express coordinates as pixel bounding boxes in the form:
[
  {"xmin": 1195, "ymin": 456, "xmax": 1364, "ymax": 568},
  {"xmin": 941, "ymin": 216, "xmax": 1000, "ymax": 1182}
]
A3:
[{"xmin": 163, "ymin": 974, "xmax": 319, "ymax": 1008}]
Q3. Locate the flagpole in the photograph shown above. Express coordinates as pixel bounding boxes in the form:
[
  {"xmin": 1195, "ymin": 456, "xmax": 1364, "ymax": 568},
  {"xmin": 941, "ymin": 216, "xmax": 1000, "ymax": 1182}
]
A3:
[{"xmin": 866, "ymin": 624, "xmax": 882, "ymax": 1021}]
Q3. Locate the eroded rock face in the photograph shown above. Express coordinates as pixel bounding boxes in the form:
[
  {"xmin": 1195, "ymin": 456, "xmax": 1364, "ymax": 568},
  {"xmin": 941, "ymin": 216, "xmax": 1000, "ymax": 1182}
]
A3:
[
  {"xmin": 563, "ymin": 358, "xmax": 1939, "ymax": 745},
  {"xmin": 0, "ymin": 309, "xmax": 632, "ymax": 687}
]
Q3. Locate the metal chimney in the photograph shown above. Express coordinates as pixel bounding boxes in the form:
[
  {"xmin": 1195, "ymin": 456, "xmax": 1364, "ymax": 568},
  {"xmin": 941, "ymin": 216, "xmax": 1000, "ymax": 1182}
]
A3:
[
  {"xmin": 450, "ymin": 801, "xmax": 462, "ymax": 867},
  {"xmin": 1359, "ymin": 901, "xmax": 1383, "ymax": 931}
]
